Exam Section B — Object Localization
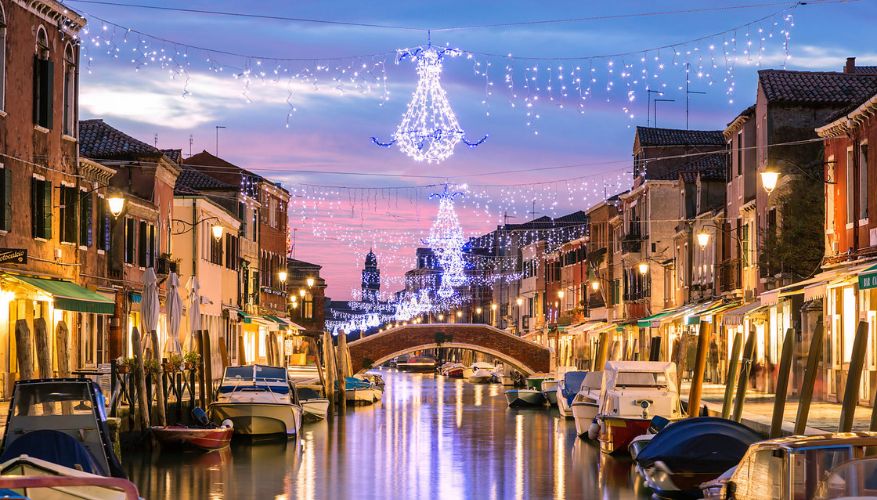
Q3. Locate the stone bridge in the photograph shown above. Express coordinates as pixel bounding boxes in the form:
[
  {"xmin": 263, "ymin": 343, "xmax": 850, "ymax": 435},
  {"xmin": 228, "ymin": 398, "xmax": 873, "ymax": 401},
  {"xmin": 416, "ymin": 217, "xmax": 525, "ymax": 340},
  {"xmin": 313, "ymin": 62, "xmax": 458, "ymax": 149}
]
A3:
[{"xmin": 347, "ymin": 324, "xmax": 551, "ymax": 375}]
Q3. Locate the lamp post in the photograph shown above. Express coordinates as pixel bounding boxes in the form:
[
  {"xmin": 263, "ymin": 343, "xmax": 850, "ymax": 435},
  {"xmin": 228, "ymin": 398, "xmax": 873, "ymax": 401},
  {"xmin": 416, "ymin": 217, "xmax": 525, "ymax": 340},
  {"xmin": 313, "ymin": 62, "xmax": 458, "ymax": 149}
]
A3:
[
  {"xmin": 490, "ymin": 302, "xmax": 497, "ymax": 327},
  {"xmin": 107, "ymin": 194, "xmax": 126, "ymax": 218},
  {"xmin": 306, "ymin": 277, "xmax": 315, "ymax": 288},
  {"xmin": 516, "ymin": 297, "xmax": 523, "ymax": 335}
]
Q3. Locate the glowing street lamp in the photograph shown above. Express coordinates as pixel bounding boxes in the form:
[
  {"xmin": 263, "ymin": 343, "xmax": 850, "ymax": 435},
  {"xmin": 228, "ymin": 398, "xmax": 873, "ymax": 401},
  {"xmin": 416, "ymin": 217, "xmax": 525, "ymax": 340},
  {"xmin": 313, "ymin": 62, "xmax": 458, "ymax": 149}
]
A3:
[
  {"xmin": 490, "ymin": 303, "xmax": 497, "ymax": 312},
  {"xmin": 638, "ymin": 261, "xmax": 649, "ymax": 275},
  {"xmin": 476, "ymin": 306, "xmax": 483, "ymax": 314},
  {"xmin": 515, "ymin": 297, "xmax": 523, "ymax": 306},
  {"xmin": 278, "ymin": 270, "xmax": 288, "ymax": 284},
  {"xmin": 761, "ymin": 169, "xmax": 780, "ymax": 195},
  {"xmin": 107, "ymin": 194, "xmax": 125, "ymax": 218},
  {"xmin": 211, "ymin": 224, "xmax": 223, "ymax": 241},
  {"xmin": 306, "ymin": 277, "xmax": 315, "ymax": 288},
  {"xmin": 557, "ymin": 290, "xmax": 565, "ymax": 299},
  {"xmin": 299, "ymin": 289, "xmax": 306, "ymax": 298},
  {"xmin": 591, "ymin": 280, "xmax": 600, "ymax": 291},
  {"xmin": 696, "ymin": 231, "xmax": 710, "ymax": 249}
]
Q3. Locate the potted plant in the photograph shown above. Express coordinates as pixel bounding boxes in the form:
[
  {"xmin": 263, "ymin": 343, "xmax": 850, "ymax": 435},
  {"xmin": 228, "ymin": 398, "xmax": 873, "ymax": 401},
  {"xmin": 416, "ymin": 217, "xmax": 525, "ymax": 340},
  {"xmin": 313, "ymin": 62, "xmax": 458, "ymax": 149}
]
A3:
[
  {"xmin": 144, "ymin": 358, "xmax": 161, "ymax": 377},
  {"xmin": 116, "ymin": 356, "xmax": 135, "ymax": 374},
  {"xmin": 163, "ymin": 352, "xmax": 183, "ymax": 372},
  {"xmin": 183, "ymin": 351, "xmax": 201, "ymax": 371}
]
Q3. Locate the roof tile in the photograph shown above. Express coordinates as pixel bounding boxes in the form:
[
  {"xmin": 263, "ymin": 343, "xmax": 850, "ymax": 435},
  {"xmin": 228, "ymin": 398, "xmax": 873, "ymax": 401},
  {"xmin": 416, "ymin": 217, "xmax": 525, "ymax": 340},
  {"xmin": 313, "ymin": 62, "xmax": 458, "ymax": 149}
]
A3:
[
  {"xmin": 758, "ymin": 69, "xmax": 877, "ymax": 104},
  {"xmin": 79, "ymin": 119, "xmax": 163, "ymax": 160},
  {"xmin": 635, "ymin": 127, "xmax": 725, "ymax": 147}
]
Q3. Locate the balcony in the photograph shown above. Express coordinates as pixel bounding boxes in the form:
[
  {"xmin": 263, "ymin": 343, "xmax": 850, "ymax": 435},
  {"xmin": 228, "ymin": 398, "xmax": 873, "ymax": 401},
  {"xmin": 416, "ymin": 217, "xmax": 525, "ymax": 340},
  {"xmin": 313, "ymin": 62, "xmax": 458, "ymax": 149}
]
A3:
[
  {"xmin": 718, "ymin": 258, "xmax": 741, "ymax": 293},
  {"xmin": 621, "ymin": 233, "xmax": 643, "ymax": 254}
]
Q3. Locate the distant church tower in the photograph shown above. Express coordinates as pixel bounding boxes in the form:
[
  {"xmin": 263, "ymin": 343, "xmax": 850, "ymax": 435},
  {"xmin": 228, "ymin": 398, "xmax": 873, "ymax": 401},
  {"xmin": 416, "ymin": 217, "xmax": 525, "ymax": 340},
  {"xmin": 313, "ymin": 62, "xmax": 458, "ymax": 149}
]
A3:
[{"xmin": 361, "ymin": 249, "xmax": 380, "ymax": 302}]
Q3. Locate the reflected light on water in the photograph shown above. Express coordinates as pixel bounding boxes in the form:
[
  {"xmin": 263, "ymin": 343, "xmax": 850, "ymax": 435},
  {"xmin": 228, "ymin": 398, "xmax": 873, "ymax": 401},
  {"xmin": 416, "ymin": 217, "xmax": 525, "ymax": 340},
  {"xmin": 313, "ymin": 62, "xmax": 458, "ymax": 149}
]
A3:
[
  {"xmin": 515, "ymin": 414, "xmax": 524, "ymax": 500},
  {"xmin": 474, "ymin": 384, "xmax": 483, "ymax": 406},
  {"xmin": 455, "ymin": 379, "xmax": 463, "ymax": 428},
  {"xmin": 295, "ymin": 432, "xmax": 315, "ymax": 500},
  {"xmin": 554, "ymin": 421, "xmax": 565, "ymax": 500}
]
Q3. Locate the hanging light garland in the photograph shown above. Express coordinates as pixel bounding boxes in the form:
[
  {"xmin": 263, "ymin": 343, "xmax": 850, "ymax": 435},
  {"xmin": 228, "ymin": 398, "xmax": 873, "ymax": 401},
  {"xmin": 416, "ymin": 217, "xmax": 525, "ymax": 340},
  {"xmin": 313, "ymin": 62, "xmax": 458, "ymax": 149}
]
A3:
[{"xmin": 372, "ymin": 37, "xmax": 487, "ymax": 163}]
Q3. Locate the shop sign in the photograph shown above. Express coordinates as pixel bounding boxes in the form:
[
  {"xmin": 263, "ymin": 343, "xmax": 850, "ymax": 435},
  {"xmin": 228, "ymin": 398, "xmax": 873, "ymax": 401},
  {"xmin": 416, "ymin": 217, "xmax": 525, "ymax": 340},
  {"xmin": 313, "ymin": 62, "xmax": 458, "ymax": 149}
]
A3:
[
  {"xmin": 860, "ymin": 271, "xmax": 877, "ymax": 290},
  {"xmin": 0, "ymin": 248, "xmax": 27, "ymax": 265}
]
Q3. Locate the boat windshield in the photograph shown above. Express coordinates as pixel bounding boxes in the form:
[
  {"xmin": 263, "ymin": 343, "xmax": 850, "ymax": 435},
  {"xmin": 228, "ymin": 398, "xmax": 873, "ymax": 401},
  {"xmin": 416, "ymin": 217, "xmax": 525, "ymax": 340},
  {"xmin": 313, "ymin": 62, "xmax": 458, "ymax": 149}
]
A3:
[
  {"xmin": 255, "ymin": 366, "xmax": 287, "ymax": 381},
  {"xmin": 615, "ymin": 372, "xmax": 669, "ymax": 388},
  {"xmin": 789, "ymin": 445, "xmax": 854, "ymax": 500},
  {"xmin": 12, "ymin": 382, "xmax": 95, "ymax": 417}
]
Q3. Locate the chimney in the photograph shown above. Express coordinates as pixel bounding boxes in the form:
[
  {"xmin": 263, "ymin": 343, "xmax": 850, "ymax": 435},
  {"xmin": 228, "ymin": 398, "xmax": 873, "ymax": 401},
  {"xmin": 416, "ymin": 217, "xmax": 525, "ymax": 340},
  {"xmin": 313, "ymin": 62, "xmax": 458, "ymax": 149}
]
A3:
[{"xmin": 845, "ymin": 57, "xmax": 857, "ymax": 74}]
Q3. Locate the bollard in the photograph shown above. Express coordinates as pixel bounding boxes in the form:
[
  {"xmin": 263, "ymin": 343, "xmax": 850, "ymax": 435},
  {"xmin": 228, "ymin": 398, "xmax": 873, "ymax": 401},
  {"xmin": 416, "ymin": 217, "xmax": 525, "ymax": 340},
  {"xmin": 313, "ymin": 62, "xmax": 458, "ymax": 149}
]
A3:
[
  {"xmin": 839, "ymin": 321, "xmax": 869, "ymax": 433},
  {"xmin": 795, "ymin": 320, "xmax": 823, "ymax": 435},
  {"xmin": 721, "ymin": 331, "xmax": 743, "ymax": 419},
  {"xmin": 687, "ymin": 321, "xmax": 711, "ymax": 418},
  {"xmin": 770, "ymin": 328, "xmax": 795, "ymax": 437},
  {"xmin": 731, "ymin": 329, "xmax": 757, "ymax": 423}
]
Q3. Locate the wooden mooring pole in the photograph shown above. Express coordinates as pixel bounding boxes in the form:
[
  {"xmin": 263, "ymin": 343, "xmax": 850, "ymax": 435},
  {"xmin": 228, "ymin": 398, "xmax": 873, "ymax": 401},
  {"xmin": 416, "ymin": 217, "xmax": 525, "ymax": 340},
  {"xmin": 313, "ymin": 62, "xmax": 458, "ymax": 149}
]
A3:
[
  {"xmin": 839, "ymin": 321, "xmax": 869, "ymax": 433},
  {"xmin": 769, "ymin": 327, "xmax": 795, "ymax": 437},
  {"xmin": 721, "ymin": 331, "xmax": 743, "ymax": 419},
  {"xmin": 795, "ymin": 320, "xmax": 823, "ymax": 435},
  {"xmin": 149, "ymin": 330, "xmax": 167, "ymax": 426},
  {"xmin": 731, "ymin": 329, "xmax": 757, "ymax": 423},
  {"xmin": 687, "ymin": 321, "xmax": 711, "ymax": 418},
  {"xmin": 131, "ymin": 327, "xmax": 151, "ymax": 431},
  {"xmin": 15, "ymin": 320, "xmax": 33, "ymax": 381}
]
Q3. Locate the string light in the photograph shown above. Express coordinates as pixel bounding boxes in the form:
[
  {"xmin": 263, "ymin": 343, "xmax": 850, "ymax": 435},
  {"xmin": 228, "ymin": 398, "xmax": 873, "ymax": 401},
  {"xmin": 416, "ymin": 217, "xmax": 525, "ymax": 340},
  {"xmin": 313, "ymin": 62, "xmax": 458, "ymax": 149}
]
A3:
[{"xmin": 426, "ymin": 185, "xmax": 467, "ymax": 298}]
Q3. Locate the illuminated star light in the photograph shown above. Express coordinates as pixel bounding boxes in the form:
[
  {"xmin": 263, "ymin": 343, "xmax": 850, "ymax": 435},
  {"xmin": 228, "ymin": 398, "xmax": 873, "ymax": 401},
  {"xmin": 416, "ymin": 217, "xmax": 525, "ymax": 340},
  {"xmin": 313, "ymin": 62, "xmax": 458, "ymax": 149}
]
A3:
[{"xmin": 373, "ymin": 43, "xmax": 486, "ymax": 163}]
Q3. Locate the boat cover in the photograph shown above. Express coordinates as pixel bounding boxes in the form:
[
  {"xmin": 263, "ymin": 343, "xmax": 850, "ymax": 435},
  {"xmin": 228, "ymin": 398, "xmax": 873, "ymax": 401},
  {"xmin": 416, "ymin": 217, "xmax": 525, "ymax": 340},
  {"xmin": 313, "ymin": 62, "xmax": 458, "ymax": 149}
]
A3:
[
  {"xmin": 561, "ymin": 371, "xmax": 588, "ymax": 401},
  {"xmin": 635, "ymin": 417, "xmax": 761, "ymax": 473},
  {"xmin": 344, "ymin": 377, "xmax": 372, "ymax": 390},
  {"xmin": 0, "ymin": 429, "xmax": 106, "ymax": 476}
]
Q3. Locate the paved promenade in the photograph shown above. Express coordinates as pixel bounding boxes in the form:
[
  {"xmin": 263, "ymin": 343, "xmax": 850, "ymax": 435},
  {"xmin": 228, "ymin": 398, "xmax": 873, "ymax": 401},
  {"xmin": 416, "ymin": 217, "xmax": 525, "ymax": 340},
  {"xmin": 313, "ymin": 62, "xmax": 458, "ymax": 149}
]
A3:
[{"xmin": 682, "ymin": 382, "xmax": 874, "ymax": 435}]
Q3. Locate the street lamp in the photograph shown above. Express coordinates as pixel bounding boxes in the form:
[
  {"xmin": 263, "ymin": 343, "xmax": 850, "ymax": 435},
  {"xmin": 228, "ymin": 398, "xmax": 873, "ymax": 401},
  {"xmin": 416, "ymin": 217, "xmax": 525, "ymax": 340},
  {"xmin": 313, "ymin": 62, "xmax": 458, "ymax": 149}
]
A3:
[
  {"xmin": 638, "ymin": 261, "xmax": 649, "ymax": 275},
  {"xmin": 211, "ymin": 224, "xmax": 223, "ymax": 241},
  {"xmin": 515, "ymin": 297, "xmax": 523, "ymax": 307},
  {"xmin": 107, "ymin": 194, "xmax": 126, "ymax": 218},
  {"xmin": 306, "ymin": 277, "xmax": 315, "ymax": 288},
  {"xmin": 299, "ymin": 289, "xmax": 306, "ymax": 298},
  {"xmin": 278, "ymin": 270, "xmax": 288, "ymax": 284},
  {"xmin": 591, "ymin": 280, "xmax": 600, "ymax": 291},
  {"xmin": 696, "ymin": 231, "xmax": 710, "ymax": 249},
  {"xmin": 456, "ymin": 310, "xmax": 462, "ymax": 318},
  {"xmin": 557, "ymin": 290, "xmax": 565, "ymax": 299},
  {"xmin": 761, "ymin": 169, "xmax": 780, "ymax": 195},
  {"xmin": 438, "ymin": 313, "xmax": 445, "ymax": 321},
  {"xmin": 476, "ymin": 306, "xmax": 482, "ymax": 314}
]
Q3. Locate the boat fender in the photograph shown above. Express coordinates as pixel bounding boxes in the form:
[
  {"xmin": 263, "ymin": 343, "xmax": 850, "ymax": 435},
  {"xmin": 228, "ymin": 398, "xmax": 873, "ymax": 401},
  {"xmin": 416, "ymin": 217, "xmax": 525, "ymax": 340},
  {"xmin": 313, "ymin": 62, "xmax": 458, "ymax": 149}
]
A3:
[
  {"xmin": 221, "ymin": 419, "xmax": 234, "ymax": 429},
  {"xmin": 588, "ymin": 421, "xmax": 600, "ymax": 440}
]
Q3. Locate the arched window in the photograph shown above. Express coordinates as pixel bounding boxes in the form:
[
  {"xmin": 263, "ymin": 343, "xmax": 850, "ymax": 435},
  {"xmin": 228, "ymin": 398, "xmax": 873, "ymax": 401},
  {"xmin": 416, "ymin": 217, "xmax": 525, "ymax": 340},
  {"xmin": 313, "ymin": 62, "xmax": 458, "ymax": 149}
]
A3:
[
  {"xmin": 0, "ymin": 4, "xmax": 6, "ymax": 112},
  {"xmin": 34, "ymin": 26, "xmax": 52, "ymax": 128},
  {"xmin": 63, "ymin": 43, "xmax": 76, "ymax": 135}
]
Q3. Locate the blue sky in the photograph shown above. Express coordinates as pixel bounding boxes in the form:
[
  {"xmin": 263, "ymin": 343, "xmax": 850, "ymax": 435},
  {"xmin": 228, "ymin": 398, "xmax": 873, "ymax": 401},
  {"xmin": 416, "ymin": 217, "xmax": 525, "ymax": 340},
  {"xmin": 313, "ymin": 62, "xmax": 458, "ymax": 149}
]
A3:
[{"xmin": 70, "ymin": 0, "xmax": 877, "ymax": 298}]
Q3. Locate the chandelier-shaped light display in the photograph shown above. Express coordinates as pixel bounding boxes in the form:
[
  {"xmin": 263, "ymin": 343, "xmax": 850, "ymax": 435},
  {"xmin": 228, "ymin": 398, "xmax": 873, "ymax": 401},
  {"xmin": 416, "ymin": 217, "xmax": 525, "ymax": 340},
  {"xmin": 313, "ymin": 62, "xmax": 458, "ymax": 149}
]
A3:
[
  {"xmin": 426, "ymin": 186, "xmax": 467, "ymax": 298},
  {"xmin": 373, "ymin": 43, "xmax": 486, "ymax": 163}
]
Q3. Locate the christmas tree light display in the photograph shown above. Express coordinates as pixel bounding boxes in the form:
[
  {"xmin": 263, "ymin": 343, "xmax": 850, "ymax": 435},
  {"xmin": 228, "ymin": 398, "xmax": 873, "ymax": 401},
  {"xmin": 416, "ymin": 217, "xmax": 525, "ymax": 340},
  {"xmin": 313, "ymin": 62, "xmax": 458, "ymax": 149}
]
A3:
[
  {"xmin": 426, "ymin": 185, "xmax": 467, "ymax": 298},
  {"xmin": 373, "ymin": 42, "xmax": 487, "ymax": 163}
]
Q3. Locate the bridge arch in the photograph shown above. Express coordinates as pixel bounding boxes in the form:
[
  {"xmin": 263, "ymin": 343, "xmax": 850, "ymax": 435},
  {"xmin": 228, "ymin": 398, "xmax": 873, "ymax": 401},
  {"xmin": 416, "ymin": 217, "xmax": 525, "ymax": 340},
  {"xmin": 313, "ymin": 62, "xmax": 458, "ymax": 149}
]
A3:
[{"xmin": 347, "ymin": 324, "xmax": 551, "ymax": 375}]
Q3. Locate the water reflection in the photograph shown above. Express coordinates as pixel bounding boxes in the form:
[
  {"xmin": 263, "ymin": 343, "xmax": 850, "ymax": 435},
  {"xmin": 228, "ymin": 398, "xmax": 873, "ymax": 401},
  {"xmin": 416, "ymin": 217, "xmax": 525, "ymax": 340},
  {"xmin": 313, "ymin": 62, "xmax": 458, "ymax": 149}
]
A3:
[{"xmin": 124, "ymin": 370, "xmax": 647, "ymax": 499}]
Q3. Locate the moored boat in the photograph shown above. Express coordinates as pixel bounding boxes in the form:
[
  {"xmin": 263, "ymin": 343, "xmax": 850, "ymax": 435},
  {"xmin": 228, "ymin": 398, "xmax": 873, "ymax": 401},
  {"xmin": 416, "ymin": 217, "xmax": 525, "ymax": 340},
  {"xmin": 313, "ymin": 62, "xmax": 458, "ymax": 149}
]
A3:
[
  {"xmin": 571, "ymin": 371, "xmax": 603, "ymax": 437},
  {"xmin": 594, "ymin": 361, "xmax": 681, "ymax": 454},
  {"xmin": 505, "ymin": 388, "xmax": 547, "ymax": 407},
  {"xmin": 297, "ymin": 385, "xmax": 331, "ymax": 420},
  {"xmin": 344, "ymin": 376, "xmax": 381, "ymax": 404},
  {"xmin": 0, "ymin": 455, "xmax": 140, "ymax": 500},
  {"xmin": 441, "ymin": 363, "xmax": 465, "ymax": 378},
  {"xmin": 151, "ymin": 423, "xmax": 234, "ymax": 451},
  {"xmin": 541, "ymin": 378, "xmax": 559, "ymax": 406},
  {"xmin": 634, "ymin": 417, "xmax": 761, "ymax": 499},
  {"xmin": 209, "ymin": 365, "xmax": 303, "ymax": 437},
  {"xmin": 396, "ymin": 354, "xmax": 438, "ymax": 373},
  {"xmin": 468, "ymin": 362, "xmax": 496, "ymax": 384},
  {"xmin": 556, "ymin": 370, "xmax": 588, "ymax": 418}
]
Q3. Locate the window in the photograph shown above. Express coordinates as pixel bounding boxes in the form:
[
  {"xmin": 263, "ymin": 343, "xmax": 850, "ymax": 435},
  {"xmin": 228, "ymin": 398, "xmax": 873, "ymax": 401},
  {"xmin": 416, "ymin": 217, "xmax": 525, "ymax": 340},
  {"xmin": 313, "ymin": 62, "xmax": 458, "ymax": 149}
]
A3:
[
  {"xmin": 124, "ymin": 218, "xmax": 135, "ymax": 264},
  {"xmin": 97, "ymin": 197, "xmax": 110, "ymax": 251},
  {"xmin": 63, "ymin": 44, "xmax": 75, "ymax": 136},
  {"xmin": 33, "ymin": 27, "xmax": 52, "ymax": 129},
  {"xmin": 269, "ymin": 197, "xmax": 278, "ymax": 228},
  {"xmin": 238, "ymin": 202, "xmax": 247, "ymax": 239},
  {"xmin": 210, "ymin": 233, "xmax": 223, "ymax": 265},
  {"xmin": 0, "ymin": 166, "xmax": 10, "ymax": 231},
  {"xmin": 79, "ymin": 190, "xmax": 92, "ymax": 247},
  {"xmin": 847, "ymin": 148, "xmax": 855, "ymax": 225},
  {"xmin": 741, "ymin": 223, "xmax": 750, "ymax": 267},
  {"xmin": 225, "ymin": 234, "xmax": 238, "ymax": 270},
  {"xmin": 736, "ymin": 130, "xmax": 743, "ymax": 176},
  {"xmin": 860, "ymin": 143, "xmax": 868, "ymax": 220},
  {"xmin": 303, "ymin": 292, "xmax": 313, "ymax": 319},
  {"xmin": 31, "ymin": 177, "xmax": 51, "ymax": 239},
  {"xmin": 147, "ymin": 224, "xmax": 155, "ymax": 267},
  {"xmin": 59, "ymin": 185, "xmax": 77, "ymax": 243},
  {"xmin": 0, "ymin": 5, "xmax": 6, "ymax": 112},
  {"xmin": 137, "ymin": 221, "xmax": 147, "ymax": 267}
]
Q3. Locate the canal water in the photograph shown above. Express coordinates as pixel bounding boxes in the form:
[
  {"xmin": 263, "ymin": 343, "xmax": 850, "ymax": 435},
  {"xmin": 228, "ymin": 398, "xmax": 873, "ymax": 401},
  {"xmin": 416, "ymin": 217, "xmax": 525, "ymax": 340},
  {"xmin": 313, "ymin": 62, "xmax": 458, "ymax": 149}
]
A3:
[{"xmin": 124, "ymin": 369, "xmax": 649, "ymax": 499}]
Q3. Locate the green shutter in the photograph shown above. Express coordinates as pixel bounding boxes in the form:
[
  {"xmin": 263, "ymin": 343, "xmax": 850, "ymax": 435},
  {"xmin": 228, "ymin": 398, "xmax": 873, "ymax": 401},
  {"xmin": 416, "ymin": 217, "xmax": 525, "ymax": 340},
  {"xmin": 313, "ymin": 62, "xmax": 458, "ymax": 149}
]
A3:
[
  {"xmin": 1, "ymin": 168, "xmax": 9, "ymax": 231},
  {"xmin": 42, "ymin": 180, "xmax": 52, "ymax": 239},
  {"xmin": 42, "ymin": 59, "xmax": 54, "ymax": 129},
  {"xmin": 32, "ymin": 56, "xmax": 39, "ymax": 125}
]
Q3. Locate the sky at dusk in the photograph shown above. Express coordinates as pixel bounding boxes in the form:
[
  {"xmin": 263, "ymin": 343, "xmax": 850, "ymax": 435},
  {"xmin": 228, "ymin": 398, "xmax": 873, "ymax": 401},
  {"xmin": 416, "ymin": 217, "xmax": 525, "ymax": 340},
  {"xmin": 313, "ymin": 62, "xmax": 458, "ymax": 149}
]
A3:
[{"xmin": 69, "ymin": 0, "xmax": 877, "ymax": 299}]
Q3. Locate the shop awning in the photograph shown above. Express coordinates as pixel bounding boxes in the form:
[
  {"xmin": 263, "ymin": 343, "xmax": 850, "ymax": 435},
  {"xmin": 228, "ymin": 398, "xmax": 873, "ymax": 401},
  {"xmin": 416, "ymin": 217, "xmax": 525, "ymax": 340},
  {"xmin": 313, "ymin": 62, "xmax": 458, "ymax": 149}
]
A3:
[
  {"xmin": 859, "ymin": 263, "xmax": 877, "ymax": 290},
  {"xmin": 567, "ymin": 320, "xmax": 607, "ymax": 335},
  {"xmin": 636, "ymin": 304, "xmax": 694, "ymax": 328},
  {"xmin": 760, "ymin": 289, "xmax": 780, "ymax": 306},
  {"xmin": 238, "ymin": 311, "xmax": 254, "ymax": 324},
  {"xmin": 264, "ymin": 315, "xmax": 291, "ymax": 330},
  {"xmin": 685, "ymin": 300, "xmax": 740, "ymax": 326},
  {"xmin": 722, "ymin": 301, "xmax": 765, "ymax": 327},
  {"xmin": 12, "ymin": 275, "xmax": 115, "ymax": 314}
]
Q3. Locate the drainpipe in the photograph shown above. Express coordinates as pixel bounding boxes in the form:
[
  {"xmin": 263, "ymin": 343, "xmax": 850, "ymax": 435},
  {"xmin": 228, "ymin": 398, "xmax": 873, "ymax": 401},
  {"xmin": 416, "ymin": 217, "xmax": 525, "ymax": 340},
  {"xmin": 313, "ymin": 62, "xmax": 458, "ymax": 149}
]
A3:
[
  {"xmin": 852, "ymin": 136, "xmax": 860, "ymax": 256},
  {"xmin": 192, "ymin": 200, "xmax": 198, "ymax": 280}
]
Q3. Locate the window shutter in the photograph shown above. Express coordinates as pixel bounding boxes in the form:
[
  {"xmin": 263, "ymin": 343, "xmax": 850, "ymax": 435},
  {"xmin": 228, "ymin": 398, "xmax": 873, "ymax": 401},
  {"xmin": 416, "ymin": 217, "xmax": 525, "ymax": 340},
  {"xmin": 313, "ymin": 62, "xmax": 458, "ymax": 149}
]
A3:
[
  {"xmin": 81, "ymin": 192, "xmax": 93, "ymax": 247},
  {"xmin": 1, "ymin": 168, "xmax": 9, "ymax": 231},
  {"xmin": 32, "ymin": 56, "xmax": 39, "ymax": 124},
  {"xmin": 42, "ymin": 180, "xmax": 52, "ymax": 239},
  {"xmin": 148, "ymin": 224, "xmax": 155, "ymax": 267},
  {"xmin": 42, "ymin": 59, "xmax": 53, "ymax": 129}
]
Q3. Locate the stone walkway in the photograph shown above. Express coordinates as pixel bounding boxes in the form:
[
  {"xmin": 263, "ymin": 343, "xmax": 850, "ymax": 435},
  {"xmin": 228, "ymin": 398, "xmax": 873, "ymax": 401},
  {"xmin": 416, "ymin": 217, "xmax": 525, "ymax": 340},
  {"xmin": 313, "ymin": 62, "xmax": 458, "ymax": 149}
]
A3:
[{"xmin": 682, "ymin": 382, "xmax": 874, "ymax": 435}]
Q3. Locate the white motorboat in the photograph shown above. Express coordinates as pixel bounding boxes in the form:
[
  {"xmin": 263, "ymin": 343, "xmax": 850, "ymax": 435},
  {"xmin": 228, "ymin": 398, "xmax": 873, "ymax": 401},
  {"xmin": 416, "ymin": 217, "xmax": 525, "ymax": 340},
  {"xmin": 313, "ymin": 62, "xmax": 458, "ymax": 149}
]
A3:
[
  {"xmin": 541, "ymin": 378, "xmax": 559, "ymax": 406},
  {"xmin": 571, "ymin": 371, "xmax": 603, "ymax": 437},
  {"xmin": 505, "ymin": 388, "xmax": 547, "ymax": 407},
  {"xmin": 0, "ymin": 455, "xmax": 141, "ymax": 500},
  {"xmin": 593, "ymin": 361, "xmax": 682, "ymax": 454},
  {"xmin": 344, "ymin": 376, "xmax": 381, "ymax": 404},
  {"xmin": 287, "ymin": 364, "xmax": 322, "ymax": 385},
  {"xmin": 468, "ymin": 362, "xmax": 496, "ymax": 384},
  {"xmin": 210, "ymin": 365, "xmax": 303, "ymax": 437},
  {"xmin": 556, "ymin": 371, "xmax": 588, "ymax": 418},
  {"xmin": 297, "ymin": 384, "xmax": 330, "ymax": 420}
]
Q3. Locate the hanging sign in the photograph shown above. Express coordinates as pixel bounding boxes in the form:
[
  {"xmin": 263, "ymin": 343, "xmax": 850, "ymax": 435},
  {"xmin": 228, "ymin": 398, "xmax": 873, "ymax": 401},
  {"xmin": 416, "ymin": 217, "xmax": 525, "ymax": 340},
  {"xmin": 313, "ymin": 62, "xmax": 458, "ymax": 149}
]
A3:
[
  {"xmin": 860, "ymin": 270, "xmax": 877, "ymax": 290},
  {"xmin": 0, "ymin": 248, "xmax": 27, "ymax": 265}
]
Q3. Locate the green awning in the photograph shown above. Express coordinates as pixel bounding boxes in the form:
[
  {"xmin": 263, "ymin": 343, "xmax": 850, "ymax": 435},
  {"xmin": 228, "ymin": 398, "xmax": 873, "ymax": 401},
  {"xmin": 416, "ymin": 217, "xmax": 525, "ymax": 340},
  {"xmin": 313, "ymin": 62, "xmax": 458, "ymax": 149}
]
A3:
[
  {"xmin": 13, "ymin": 275, "xmax": 115, "ymax": 314},
  {"xmin": 264, "ymin": 315, "xmax": 289, "ymax": 330},
  {"xmin": 860, "ymin": 264, "xmax": 877, "ymax": 291},
  {"xmin": 685, "ymin": 301, "xmax": 741, "ymax": 325},
  {"xmin": 636, "ymin": 310, "xmax": 673, "ymax": 328},
  {"xmin": 238, "ymin": 311, "xmax": 253, "ymax": 324}
]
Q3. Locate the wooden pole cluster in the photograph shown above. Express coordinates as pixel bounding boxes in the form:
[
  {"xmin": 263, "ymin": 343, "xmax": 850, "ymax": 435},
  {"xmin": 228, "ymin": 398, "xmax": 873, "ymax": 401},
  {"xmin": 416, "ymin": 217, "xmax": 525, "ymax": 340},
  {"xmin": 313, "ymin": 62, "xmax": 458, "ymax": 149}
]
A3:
[
  {"xmin": 322, "ymin": 331, "xmax": 337, "ymax": 415},
  {"xmin": 56, "ymin": 321, "xmax": 72, "ymax": 415},
  {"xmin": 839, "ymin": 321, "xmax": 869, "ymax": 433},
  {"xmin": 721, "ymin": 331, "xmax": 743, "ymax": 419},
  {"xmin": 594, "ymin": 329, "xmax": 610, "ymax": 372},
  {"xmin": 337, "ymin": 332, "xmax": 350, "ymax": 414},
  {"xmin": 15, "ymin": 320, "xmax": 33, "ymax": 381},
  {"xmin": 149, "ymin": 330, "xmax": 167, "ymax": 426},
  {"xmin": 131, "ymin": 327, "xmax": 150, "ymax": 431},
  {"xmin": 731, "ymin": 329, "xmax": 757, "ymax": 423},
  {"xmin": 795, "ymin": 320, "xmax": 823, "ymax": 434},
  {"xmin": 769, "ymin": 327, "xmax": 795, "ymax": 438}
]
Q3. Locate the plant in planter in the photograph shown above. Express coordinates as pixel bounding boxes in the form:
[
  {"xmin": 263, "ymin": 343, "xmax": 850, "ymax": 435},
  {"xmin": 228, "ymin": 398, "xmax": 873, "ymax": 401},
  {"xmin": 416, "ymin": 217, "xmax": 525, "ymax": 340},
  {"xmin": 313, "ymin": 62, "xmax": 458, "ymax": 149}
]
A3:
[
  {"xmin": 164, "ymin": 352, "xmax": 183, "ymax": 372},
  {"xmin": 183, "ymin": 351, "xmax": 201, "ymax": 371},
  {"xmin": 143, "ymin": 358, "xmax": 161, "ymax": 377},
  {"xmin": 116, "ymin": 356, "xmax": 135, "ymax": 374}
]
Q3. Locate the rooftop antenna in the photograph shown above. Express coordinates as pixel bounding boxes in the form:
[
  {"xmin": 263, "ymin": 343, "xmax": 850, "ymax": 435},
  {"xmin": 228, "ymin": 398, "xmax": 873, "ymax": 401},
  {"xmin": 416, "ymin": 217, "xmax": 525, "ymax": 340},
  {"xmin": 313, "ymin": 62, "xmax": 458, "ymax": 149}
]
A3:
[
  {"xmin": 646, "ymin": 90, "xmax": 663, "ymax": 127},
  {"xmin": 685, "ymin": 63, "xmax": 706, "ymax": 129},
  {"xmin": 153, "ymin": 133, "xmax": 158, "ymax": 148},
  {"xmin": 215, "ymin": 125, "xmax": 226, "ymax": 156},
  {"xmin": 654, "ymin": 98, "xmax": 675, "ymax": 127},
  {"xmin": 188, "ymin": 134, "xmax": 194, "ymax": 157}
]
